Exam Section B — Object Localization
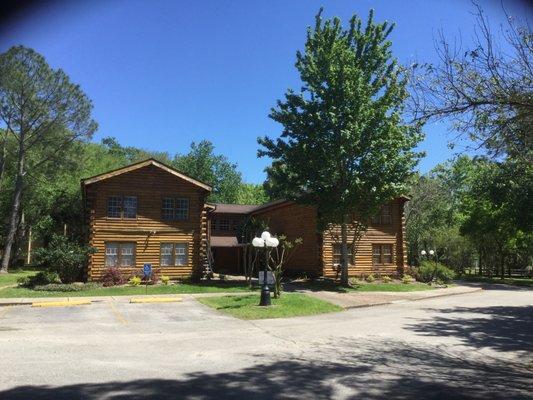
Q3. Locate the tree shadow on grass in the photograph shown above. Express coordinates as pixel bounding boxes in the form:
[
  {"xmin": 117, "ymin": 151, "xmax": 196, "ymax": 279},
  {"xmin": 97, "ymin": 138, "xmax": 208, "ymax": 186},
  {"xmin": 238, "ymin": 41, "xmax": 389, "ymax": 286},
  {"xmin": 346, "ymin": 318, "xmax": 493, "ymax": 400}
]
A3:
[
  {"xmin": 407, "ymin": 305, "xmax": 533, "ymax": 353},
  {"xmin": 1, "ymin": 338, "xmax": 531, "ymax": 400}
]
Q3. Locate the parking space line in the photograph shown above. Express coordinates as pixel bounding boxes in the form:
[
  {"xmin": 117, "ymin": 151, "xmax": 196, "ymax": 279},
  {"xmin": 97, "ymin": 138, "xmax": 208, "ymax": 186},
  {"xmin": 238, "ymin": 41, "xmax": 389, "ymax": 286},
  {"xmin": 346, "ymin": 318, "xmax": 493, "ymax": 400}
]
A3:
[{"xmin": 108, "ymin": 302, "xmax": 128, "ymax": 325}]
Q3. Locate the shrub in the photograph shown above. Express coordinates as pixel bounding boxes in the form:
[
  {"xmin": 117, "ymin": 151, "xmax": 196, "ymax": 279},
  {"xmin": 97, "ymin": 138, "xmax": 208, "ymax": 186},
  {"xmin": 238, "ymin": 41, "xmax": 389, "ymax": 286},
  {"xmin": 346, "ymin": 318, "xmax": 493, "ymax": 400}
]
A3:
[
  {"xmin": 33, "ymin": 283, "xmax": 101, "ymax": 292},
  {"xmin": 414, "ymin": 261, "xmax": 456, "ymax": 283},
  {"xmin": 129, "ymin": 276, "xmax": 142, "ymax": 286},
  {"xmin": 365, "ymin": 274, "xmax": 375, "ymax": 283},
  {"xmin": 161, "ymin": 275, "xmax": 170, "ymax": 285},
  {"xmin": 402, "ymin": 274, "xmax": 414, "ymax": 284},
  {"xmin": 18, "ymin": 270, "xmax": 61, "ymax": 288},
  {"xmin": 100, "ymin": 267, "xmax": 126, "ymax": 287},
  {"xmin": 33, "ymin": 234, "xmax": 96, "ymax": 283},
  {"xmin": 381, "ymin": 275, "xmax": 392, "ymax": 283}
]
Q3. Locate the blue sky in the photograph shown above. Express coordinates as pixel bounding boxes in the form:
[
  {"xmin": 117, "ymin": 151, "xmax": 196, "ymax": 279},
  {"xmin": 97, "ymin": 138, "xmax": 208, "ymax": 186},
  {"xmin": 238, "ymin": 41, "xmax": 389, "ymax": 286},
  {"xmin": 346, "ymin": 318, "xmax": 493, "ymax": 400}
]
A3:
[{"xmin": 1, "ymin": 0, "xmax": 531, "ymax": 183}]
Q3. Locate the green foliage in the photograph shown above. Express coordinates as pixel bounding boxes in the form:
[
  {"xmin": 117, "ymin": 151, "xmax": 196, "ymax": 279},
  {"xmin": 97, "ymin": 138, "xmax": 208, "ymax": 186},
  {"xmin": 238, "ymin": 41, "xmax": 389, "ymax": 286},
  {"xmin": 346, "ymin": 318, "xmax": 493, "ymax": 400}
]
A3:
[
  {"xmin": 235, "ymin": 183, "xmax": 269, "ymax": 205},
  {"xmin": 161, "ymin": 275, "xmax": 170, "ymax": 285},
  {"xmin": 33, "ymin": 234, "xmax": 95, "ymax": 283},
  {"xmin": 381, "ymin": 275, "xmax": 392, "ymax": 283},
  {"xmin": 414, "ymin": 261, "xmax": 455, "ymax": 283},
  {"xmin": 18, "ymin": 270, "xmax": 60, "ymax": 288},
  {"xmin": 402, "ymin": 274, "xmax": 414, "ymax": 284},
  {"xmin": 129, "ymin": 276, "xmax": 142, "ymax": 286},
  {"xmin": 172, "ymin": 140, "xmax": 242, "ymax": 203},
  {"xmin": 32, "ymin": 282, "xmax": 101, "ymax": 292},
  {"xmin": 365, "ymin": 274, "xmax": 375, "ymax": 283}
]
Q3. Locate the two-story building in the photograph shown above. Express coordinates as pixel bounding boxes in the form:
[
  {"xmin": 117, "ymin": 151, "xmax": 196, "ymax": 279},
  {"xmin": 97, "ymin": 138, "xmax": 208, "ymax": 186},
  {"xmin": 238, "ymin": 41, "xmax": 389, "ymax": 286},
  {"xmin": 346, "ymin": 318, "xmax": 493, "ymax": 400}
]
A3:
[{"xmin": 82, "ymin": 159, "xmax": 408, "ymax": 281}]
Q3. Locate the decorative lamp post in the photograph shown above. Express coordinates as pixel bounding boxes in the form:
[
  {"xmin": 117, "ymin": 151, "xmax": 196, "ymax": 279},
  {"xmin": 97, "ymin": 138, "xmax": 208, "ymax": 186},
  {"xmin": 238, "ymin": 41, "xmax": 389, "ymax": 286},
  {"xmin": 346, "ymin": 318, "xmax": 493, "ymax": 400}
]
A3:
[
  {"xmin": 421, "ymin": 249, "xmax": 437, "ymax": 282},
  {"xmin": 252, "ymin": 231, "xmax": 279, "ymax": 306}
]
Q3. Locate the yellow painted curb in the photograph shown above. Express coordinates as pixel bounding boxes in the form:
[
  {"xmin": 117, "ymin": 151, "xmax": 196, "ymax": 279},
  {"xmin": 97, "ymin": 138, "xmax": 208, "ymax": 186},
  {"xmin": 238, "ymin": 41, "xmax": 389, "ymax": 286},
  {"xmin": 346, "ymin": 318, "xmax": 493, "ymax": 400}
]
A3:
[
  {"xmin": 32, "ymin": 300, "xmax": 91, "ymax": 308},
  {"xmin": 130, "ymin": 297, "xmax": 182, "ymax": 304}
]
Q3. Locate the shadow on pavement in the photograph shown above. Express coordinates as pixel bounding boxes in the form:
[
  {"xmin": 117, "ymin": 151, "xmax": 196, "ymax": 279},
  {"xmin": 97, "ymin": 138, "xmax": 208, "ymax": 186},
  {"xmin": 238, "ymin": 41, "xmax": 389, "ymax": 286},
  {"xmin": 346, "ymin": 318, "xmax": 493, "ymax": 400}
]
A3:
[
  {"xmin": 1, "ymin": 337, "xmax": 531, "ymax": 400},
  {"xmin": 407, "ymin": 305, "xmax": 533, "ymax": 353}
]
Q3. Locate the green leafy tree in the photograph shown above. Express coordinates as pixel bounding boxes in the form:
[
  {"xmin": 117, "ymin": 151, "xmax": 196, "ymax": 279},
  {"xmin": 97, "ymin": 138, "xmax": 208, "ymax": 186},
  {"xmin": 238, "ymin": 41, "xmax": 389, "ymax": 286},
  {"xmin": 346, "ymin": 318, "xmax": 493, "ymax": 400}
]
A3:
[
  {"xmin": 173, "ymin": 140, "xmax": 242, "ymax": 203},
  {"xmin": 459, "ymin": 159, "xmax": 532, "ymax": 278},
  {"xmin": 235, "ymin": 183, "xmax": 269, "ymax": 205},
  {"xmin": 258, "ymin": 9, "xmax": 423, "ymax": 285},
  {"xmin": 0, "ymin": 46, "xmax": 97, "ymax": 272}
]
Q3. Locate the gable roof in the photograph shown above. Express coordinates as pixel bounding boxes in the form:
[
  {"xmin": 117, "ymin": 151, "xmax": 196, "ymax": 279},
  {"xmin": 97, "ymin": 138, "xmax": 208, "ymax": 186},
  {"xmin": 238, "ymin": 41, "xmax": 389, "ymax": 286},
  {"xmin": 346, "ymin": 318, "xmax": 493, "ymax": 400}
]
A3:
[{"xmin": 81, "ymin": 158, "xmax": 212, "ymax": 191}]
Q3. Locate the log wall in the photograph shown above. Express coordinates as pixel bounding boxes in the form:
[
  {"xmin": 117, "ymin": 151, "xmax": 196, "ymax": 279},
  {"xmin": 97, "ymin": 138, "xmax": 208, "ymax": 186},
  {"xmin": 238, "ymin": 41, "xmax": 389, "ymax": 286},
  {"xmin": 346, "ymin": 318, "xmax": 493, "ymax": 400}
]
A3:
[{"xmin": 84, "ymin": 164, "xmax": 207, "ymax": 281}]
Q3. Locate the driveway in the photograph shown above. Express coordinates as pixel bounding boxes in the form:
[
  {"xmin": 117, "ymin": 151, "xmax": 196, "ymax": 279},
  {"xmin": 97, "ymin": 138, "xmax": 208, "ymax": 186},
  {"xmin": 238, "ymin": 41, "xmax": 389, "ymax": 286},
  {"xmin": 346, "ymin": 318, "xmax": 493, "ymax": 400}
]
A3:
[{"xmin": 0, "ymin": 288, "xmax": 531, "ymax": 399}]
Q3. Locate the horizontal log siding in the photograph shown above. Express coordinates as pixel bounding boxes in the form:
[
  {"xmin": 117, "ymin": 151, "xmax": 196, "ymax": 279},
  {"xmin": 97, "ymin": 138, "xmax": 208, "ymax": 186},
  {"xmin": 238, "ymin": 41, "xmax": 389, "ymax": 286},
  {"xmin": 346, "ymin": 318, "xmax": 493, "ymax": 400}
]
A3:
[
  {"xmin": 253, "ymin": 203, "xmax": 321, "ymax": 276},
  {"xmin": 322, "ymin": 199, "xmax": 407, "ymax": 278},
  {"xmin": 85, "ymin": 165, "xmax": 206, "ymax": 280}
]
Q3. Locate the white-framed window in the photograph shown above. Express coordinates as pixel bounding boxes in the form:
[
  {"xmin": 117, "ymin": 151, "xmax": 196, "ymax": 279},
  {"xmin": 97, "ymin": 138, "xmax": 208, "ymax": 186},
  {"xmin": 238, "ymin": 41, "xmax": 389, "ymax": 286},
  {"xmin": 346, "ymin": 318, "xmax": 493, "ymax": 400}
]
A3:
[
  {"xmin": 372, "ymin": 244, "xmax": 393, "ymax": 264},
  {"xmin": 107, "ymin": 196, "xmax": 137, "ymax": 219},
  {"xmin": 105, "ymin": 242, "xmax": 136, "ymax": 267},
  {"xmin": 160, "ymin": 243, "xmax": 174, "ymax": 266},
  {"xmin": 107, "ymin": 196, "xmax": 121, "ymax": 218},
  {"xmin": 160, "ymin": 243, "xmax": 189, "ymax": 266},
  {"xmin": 162, "ymin": 197, "xmax": 189, "ymax": 220},
  {"xmin": 123, "ymin": 196, "xmax": 138, "ymax": 219},
  {"xmin": 333, "ymin": 244, "xmax": 353, "ymax": 266}
]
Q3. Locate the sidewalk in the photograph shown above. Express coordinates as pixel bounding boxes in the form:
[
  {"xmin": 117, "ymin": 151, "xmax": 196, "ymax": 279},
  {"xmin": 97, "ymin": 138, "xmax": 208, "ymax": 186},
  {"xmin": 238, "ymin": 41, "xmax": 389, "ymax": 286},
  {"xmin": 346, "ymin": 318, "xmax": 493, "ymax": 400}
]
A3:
[{"xmin": 301, "ymin": 285, "xmax": 483, "ymax": 309}]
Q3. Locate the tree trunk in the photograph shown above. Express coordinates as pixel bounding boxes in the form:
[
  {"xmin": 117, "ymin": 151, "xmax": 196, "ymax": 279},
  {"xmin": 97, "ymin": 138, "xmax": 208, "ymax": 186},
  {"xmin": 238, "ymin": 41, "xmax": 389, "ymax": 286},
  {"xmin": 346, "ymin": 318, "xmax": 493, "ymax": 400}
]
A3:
[
  {"xmin": 1, "ymin": 138, "xmax": 25, "ymax": 273},
  {"xmin": 0, "ymin": 129, "xmax": 7, "ymax": 191},
  {"xmin": 340, "ymin": 214, "xmax": 349, "ymax": 286}
]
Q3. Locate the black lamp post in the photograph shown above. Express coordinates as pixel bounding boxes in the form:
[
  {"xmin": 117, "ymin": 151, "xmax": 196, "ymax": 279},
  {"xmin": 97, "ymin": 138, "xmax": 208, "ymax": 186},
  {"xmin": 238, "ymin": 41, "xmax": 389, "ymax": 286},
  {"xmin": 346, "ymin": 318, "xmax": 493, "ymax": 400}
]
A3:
[{"xmin": 252, "ymin": 231, "xmax": 279, "ymax": 307}]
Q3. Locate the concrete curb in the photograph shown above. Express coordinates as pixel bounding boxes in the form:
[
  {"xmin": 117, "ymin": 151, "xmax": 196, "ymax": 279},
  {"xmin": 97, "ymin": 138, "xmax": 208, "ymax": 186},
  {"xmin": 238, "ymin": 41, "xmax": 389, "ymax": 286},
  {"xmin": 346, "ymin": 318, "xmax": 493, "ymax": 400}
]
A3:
[
  {"xmin": 340, "ymin": 287, "xmax": 484, "ymax": 310},
  {"xmin": 0, "ymin": 291, "xmax": 254, "ymax": 307}
]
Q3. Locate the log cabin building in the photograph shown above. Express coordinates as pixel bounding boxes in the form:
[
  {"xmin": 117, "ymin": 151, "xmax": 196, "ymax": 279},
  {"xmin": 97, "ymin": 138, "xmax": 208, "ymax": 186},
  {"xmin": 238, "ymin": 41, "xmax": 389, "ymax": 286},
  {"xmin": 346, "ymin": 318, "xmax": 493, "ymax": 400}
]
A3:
[{"xmin": 82, "ymin": 159, "xmax": 408, "ymax": 281}]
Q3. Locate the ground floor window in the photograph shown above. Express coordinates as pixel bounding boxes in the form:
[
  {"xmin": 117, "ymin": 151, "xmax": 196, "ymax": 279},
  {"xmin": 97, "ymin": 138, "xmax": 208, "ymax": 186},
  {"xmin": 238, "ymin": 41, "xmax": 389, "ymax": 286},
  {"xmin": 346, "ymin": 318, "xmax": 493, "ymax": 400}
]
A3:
[
  {"xmin": 105, "ymin": 242, "xmax": 136, "ymax": 267},
  {"xmin": 333, "ymin": 243, "xmax": 353, "ymax": 266},
  {"xmin": 372, "ymin": 244, "xmax": 393, "ymax": 265},
  {"xmin": 160, "ymin": 243, "xmax": 189, "ymax": 266}
]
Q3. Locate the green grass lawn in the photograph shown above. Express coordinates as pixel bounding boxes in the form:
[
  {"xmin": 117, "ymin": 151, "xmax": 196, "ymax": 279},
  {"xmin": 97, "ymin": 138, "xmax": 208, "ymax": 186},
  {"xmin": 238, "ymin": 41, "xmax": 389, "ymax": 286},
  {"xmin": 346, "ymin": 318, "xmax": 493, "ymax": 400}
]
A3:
[
  {"xmin": 289, "ymin": 280, "xmax": 434, "ymax": 293},
  {"xmin": 198, "ymin": 293, "xmax": 343, "ymax": 320},
  {"xmin": 460, "ymin": 275, "xmax": 533, "ymax": 287},
  {"xmin": 0, "ymin": 267, "xmax": 41, "ymax": 288}
]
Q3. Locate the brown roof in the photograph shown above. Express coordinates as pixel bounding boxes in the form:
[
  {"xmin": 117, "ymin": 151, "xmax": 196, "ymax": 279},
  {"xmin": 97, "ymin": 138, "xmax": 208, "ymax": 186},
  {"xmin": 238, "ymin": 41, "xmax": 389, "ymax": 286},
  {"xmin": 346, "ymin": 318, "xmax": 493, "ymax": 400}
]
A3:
[
  {"xmin": 211, "ymin": 203, "xmax": 262, "ymax": 214},
  {"xmin": 210, "ymin": 236, "xmax": 240, "ymax": 247},
  {"xmin": 81, "ymin": 158, "xmax": 212, "ymax": 191}
]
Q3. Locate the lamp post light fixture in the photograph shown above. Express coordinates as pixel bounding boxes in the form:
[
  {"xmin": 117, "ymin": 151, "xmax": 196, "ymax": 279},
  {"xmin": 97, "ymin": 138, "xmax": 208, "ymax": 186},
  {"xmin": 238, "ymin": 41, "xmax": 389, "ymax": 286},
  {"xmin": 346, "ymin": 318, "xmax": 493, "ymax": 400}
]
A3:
[
  {"xmin": 421, "ymin": 249, "xmax": 438, "ymax": 282},
  {"xmin": 252, "ymin": 231, "xmax": 279, "ymax": 306}
]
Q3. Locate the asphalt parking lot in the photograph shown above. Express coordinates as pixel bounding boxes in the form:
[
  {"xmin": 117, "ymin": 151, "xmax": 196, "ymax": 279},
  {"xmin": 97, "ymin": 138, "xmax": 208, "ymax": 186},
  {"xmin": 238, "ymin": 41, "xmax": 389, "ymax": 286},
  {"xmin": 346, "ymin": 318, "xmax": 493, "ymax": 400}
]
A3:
[{"xmin": 0, "ymin": 289, "xmax": 532, "ymax": 399}]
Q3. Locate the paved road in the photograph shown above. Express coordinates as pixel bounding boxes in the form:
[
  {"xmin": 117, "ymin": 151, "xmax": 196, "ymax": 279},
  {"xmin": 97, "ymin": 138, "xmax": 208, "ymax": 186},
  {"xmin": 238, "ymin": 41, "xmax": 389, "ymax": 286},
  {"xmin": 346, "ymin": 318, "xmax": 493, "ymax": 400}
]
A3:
[{"xmin": 0, "ymin": 288, "xmax": 531, "ymax": 399}]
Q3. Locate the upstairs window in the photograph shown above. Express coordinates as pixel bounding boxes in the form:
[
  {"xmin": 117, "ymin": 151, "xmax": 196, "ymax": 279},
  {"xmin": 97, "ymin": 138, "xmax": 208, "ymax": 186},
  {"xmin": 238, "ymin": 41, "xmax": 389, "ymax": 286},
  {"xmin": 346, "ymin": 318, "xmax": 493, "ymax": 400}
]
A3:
[
  {"xmin": 162, "ymin": 197, "xmax": 189, "ymax": 221},
  {"xmin": 107, "ymin": 196, "xmax": 121, "ymax": 218},
  {"xmin": 372, "ymin": 244, "xmax": 393, "ymax": 265},
  {"xmin": 107, "ymin": 196, "xmax": 137, "ymax": 219},
  {"xmin": 123, "ymin": 196, "xmax": 138, "ymax": 218},
  {"xmin": 160, "ymin": 243, "xmax": 188, "ymax": 266},
  {"xmin": 371, "ymin": 204, "xmax": 392, "ymax": 225},
  {"xmin": 217, "ymin": 219, "xmax": 230, "ymax": 231},
  {"xmin": 332, "ymin": 244, "xmax": 353, "ymax": 266},
  {"xmin": 105, "ymin": 242, "xmax": 136, "ymax": 267}
]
